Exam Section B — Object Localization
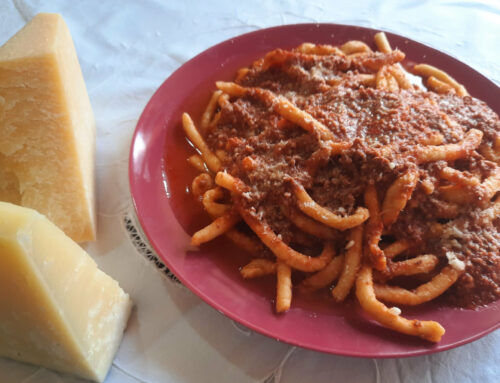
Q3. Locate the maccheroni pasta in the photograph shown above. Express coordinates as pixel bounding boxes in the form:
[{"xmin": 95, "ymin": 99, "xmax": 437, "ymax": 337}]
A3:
[{"xmin": 182, "ymin": 32, "xmax": 500, "ymax": 342}]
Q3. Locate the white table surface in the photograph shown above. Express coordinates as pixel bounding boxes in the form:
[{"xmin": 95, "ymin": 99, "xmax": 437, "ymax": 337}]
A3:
[{"xmin": 1, "ymin": 1, "xmax": 499, "ymax": 382}]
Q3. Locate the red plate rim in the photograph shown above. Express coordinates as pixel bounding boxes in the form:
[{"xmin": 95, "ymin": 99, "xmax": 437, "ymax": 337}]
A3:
[{"xmin": 129, "ymin": 23, "xmax": 500, "ymax": 358}]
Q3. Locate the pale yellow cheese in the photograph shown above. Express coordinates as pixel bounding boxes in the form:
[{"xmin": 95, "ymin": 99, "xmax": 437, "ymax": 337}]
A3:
[
  {"xmin": 0, "ymin": 202, "xmax": 132, "ymax": 382},
  {"xmin": 0, "ymin": 13, "xmax": 96, "ymax": 242}
]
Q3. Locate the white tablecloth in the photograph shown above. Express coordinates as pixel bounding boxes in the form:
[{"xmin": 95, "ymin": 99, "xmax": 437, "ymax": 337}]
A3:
[{"xmin": 1, "ymin": 1, "xmax": 499, "ymax": 382}]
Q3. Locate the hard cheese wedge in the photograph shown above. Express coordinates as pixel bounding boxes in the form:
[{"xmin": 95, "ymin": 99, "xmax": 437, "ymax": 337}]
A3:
[
  {"xmin": 0, "ymin": 13, "xmax": 96, "ymax": 242},
  {"xmin": 0, "ymin": 202, "xmax": 132, "ymax": 382}
]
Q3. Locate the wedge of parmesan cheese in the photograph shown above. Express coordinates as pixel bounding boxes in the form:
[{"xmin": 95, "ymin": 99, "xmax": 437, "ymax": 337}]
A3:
[
  {"xmin": 0, "ymin": 201, "xmax": 132, "ymax": 382},
  {"xmin": 0, "ymin": 13, "xmax": 96, "ymax": 242}
]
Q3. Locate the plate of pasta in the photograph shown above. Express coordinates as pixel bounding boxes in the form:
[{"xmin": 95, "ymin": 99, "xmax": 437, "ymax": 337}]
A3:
[{"xmin": 129, "ymin": 23, "xmax": 500, "ymax": 357}]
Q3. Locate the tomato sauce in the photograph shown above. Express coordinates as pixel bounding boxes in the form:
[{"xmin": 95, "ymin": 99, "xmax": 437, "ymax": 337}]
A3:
[{"xmin": 164, "ymin": 46, "xmax": 500, "ymax": 309}]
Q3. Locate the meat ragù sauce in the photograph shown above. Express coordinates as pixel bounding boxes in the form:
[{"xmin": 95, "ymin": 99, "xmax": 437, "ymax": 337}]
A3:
[{"xmin": 187, "ymin": 44, "xmax": 499, "ymax": 309}]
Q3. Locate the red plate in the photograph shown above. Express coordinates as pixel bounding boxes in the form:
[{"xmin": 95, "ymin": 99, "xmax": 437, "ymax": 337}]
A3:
[{"xmin": 129, "ymin": 23, "xmax": 500, "ymax": 357}]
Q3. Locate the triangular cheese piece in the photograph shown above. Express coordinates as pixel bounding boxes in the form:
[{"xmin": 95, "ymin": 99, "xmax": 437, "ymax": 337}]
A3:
[
  {"xmin": 0, "ymin": 202, "xmax": 132, "ymax": 382},
  {"xmin": 0, "ymin": 13, "xmax": 96, "ymax": 242}
]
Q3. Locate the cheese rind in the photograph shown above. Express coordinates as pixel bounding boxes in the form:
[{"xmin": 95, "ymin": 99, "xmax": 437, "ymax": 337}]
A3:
[
  {"xmin": 0, "ymin": 13, "xmax": 96, "ymax": 242},
  {"xmin": 0, "ymin": 202, "xmax": 132, "ymax": 382}
]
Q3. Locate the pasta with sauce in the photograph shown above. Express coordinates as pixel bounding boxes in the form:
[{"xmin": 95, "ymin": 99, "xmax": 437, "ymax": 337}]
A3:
[{"xmin": 181, "ymin": 32, "xmax": 500, "ymax": 342}]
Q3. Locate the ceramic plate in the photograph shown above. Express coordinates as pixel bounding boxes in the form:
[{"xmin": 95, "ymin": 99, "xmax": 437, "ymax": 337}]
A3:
[{"xmin": 129, "ymin": 23, "xmax": 499, "ymax": 358}]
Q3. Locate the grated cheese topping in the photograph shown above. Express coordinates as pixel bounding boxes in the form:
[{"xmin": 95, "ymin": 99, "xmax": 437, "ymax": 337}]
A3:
[
  {"xmin": 388, "ymin": 307, "xmax": 401, "ymax": 316},
  {"xmin": 446, "ymin": 251, "xmax": 466, "ymax": 271}
]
